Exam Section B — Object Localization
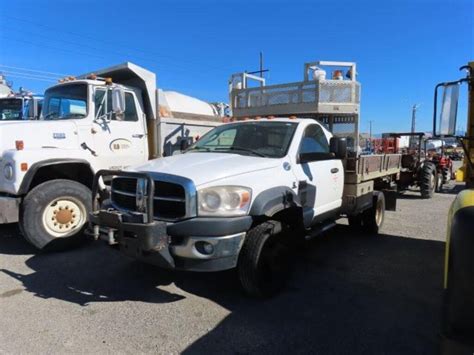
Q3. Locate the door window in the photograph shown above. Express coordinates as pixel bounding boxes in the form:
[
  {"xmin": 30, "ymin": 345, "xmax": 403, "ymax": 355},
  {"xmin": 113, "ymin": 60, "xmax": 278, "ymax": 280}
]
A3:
[
  {"xmin": 123, "ymin": 93, "xmax": 138, "ymax": 121},
  {"xmin": 94, "ymin": 89, "xmax": 138, "ymax": 121},
  {"xmin": 300, "ymin": 124, "xmax": 330, "ymax": 154}
]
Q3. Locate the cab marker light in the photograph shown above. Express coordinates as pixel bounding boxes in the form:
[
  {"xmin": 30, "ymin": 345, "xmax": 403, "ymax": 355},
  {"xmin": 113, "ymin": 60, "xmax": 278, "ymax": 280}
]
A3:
[{"xmin": 15, "ymin": 140, "xmax": 24, "ymax": 150}]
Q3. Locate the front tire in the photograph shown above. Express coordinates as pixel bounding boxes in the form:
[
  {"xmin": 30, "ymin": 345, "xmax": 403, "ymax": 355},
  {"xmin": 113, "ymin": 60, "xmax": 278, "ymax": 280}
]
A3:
[
  {"xmin": 237, "ymin": 220, "xmax": 290, "ymax": 298},
  {"xmin": 20, "ymin": 179, "xmax": 91, "ymax": 250},
  {"xmin": 420, "ymin": 162, "xmax": 436, "ymax": 199}
]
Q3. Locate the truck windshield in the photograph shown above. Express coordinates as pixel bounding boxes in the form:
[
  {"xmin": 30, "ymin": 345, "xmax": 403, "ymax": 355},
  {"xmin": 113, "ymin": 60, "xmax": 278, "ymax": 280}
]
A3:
[
  {"xmin": 0, "ymin": 98, "xmax": 23, "ymax": 120},
  {"xmin": 188, "ymin": 121, "xmax": 298, "ymax": 158},
  {"xmin": 42, "ymin": 84, "xmax": 88, "ymax": 120}
]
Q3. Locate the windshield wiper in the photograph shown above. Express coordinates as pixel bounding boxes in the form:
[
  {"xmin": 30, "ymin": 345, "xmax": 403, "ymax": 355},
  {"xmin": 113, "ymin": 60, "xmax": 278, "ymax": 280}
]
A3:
[
  {"xmin": 60, "ymin": 113, "xmax": 86, "ymax": 119},
  {"xmin": 185, "ymin": 146, "xmax": 211, "ymax": 152},
  {"xmin": 214, "ymin": 146, "xmax": 266, "ymax": 157},
  {"xmin": 44, "ymin": 113, "xmax": 85, "ymax": 120},
  {"xmin": 43, "ymin": 112, "xmax": 59, "ymax": 119}
]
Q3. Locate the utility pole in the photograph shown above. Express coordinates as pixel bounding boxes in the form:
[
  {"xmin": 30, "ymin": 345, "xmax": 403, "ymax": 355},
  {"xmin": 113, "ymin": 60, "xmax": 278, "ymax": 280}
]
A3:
[
  {"xmin": 246, "ymin": 52, "xmax": 269, "ymax": 77},
  {"xmin": 410, "ymin": 104, "xmax": 420, "ymax": 148},
  {"xmin": 369, "ymin": 120, "xmax": 373, "ymax": 152}
]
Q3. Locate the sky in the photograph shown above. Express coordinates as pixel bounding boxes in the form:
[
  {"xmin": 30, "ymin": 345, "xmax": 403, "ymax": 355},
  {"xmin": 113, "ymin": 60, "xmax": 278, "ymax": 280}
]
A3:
[{"xmin": 0, "ymin": 0, "xmax": 472, "ymax": 134}]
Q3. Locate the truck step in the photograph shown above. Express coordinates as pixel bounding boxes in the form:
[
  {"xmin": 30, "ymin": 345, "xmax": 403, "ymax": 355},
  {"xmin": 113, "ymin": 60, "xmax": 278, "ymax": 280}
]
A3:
[{"xmin": 305, "ymin": 221, "xmax": 336, "ymax": 241}]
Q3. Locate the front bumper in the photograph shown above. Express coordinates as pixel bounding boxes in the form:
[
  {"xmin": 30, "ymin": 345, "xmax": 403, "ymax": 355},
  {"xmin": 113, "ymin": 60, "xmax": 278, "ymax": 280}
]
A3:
[
  {"xmin": 0, "ymin": 195, "xmax": 20, "ymax": 223},
  {"xmin": 89, "ymin": 210, "xmax": 249, "ymax": 272}
]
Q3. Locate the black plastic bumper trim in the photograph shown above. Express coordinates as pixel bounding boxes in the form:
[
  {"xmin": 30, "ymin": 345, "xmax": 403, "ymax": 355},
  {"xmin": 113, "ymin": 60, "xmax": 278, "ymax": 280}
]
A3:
[{"xmin": 167, "ymin": 216, "xmax": 253, "ymax": 237}]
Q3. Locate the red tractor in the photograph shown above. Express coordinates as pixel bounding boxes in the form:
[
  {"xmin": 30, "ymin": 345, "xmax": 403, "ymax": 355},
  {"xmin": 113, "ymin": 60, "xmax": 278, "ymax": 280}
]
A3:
[
  {"xmin": 427, "ymin": 143, "xmax": 455, "ymax": 191},
  {"xmin": 381, "ymin": 132, "xmax": 442, "ymax": 198}
]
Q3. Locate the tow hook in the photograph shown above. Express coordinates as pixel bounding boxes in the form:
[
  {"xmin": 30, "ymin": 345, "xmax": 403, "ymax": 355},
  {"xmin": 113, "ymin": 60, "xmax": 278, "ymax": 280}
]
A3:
[{"xmin": 92, "ymin": 225, "xmax": 117, "ymax": 245}]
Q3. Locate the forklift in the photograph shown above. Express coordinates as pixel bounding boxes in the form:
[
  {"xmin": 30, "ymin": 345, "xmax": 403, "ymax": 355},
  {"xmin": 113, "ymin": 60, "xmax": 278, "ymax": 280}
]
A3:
[{"xmin": 434, "ymin": 61, "xmax": 474, "ymax": 354}]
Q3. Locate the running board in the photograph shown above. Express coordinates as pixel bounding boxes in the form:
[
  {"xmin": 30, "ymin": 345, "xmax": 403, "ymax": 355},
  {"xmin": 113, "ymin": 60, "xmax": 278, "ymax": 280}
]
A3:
[{"xmin": 305, "ymin": 221, "xmax": 337, "ymax": 241}]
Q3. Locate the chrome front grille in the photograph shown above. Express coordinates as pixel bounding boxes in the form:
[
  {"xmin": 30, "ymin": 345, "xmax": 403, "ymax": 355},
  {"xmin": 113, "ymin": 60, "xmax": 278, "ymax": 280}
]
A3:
[{"xmin": 111, "ymin": 174, "xmax": 194, "ymax": 221}]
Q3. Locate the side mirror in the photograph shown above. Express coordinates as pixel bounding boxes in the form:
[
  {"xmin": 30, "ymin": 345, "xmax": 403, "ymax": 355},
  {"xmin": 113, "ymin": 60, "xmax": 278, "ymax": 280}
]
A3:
[
  {"xmin": 330, "ymin": 137, "xmax": 347, "ymax": 159},
  {"xmin": 111, "ymin": 87, "xmax": 125, "ymax": 114},
  {"xmin": 27, "ymin": 99, "xmax": 39, "ymax": 119},
  {"xmin": 434, "ymin": 83, "xmax": 460, "ymax": 136},
  {"xmin": 180, "ymin": 138, "xmax": 190, "ymax": 151}
]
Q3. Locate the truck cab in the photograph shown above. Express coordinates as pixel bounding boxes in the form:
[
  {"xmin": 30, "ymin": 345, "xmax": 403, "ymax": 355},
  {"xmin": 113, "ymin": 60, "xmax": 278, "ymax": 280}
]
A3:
[
  {"xmin": 90, "ymin": 117, "xmax": 347, "ymax": 296},
  {"xmin": 0, "ymin": 93, "xmax": 42, "ymax": 121}
]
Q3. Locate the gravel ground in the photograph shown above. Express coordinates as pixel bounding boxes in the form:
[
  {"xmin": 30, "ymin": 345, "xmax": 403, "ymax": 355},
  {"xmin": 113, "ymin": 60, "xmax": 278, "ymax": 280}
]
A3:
[{"xmin": 0, "ymin": 180, "xmax": 462, "ymax": 354}]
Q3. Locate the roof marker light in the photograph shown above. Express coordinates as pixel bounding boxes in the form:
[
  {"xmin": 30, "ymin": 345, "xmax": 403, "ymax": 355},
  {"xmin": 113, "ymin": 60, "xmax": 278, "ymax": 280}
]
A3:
[{"xmin": 15, "ymin": 140, "xmax": 24, "ymax": 150}]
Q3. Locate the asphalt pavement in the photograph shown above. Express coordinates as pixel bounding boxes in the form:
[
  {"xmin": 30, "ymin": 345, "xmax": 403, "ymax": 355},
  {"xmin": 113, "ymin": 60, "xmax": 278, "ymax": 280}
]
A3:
[{"xmin": 0, "ymin": 182, "xmax": 461, "ymax": 354}]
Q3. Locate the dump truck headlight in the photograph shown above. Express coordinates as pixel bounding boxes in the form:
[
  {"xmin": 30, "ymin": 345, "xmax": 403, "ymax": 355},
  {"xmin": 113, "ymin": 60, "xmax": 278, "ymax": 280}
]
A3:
[{"xmin": 198, "ymin": 186, "xmax": 251, "ymax": 217}]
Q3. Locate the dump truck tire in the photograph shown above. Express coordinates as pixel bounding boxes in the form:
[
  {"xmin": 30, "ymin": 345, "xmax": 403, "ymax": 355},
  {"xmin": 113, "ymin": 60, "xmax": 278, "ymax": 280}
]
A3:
[
  {"xmin": 420, "ymin": 162, "xmax": 436, "ymax": 199},
  {"xmin": 237, "ymin": 220, "xmax": 290, "ymax": 298},
  {"xmin": 20, "ymin": 179, "xmax": 91, "ymax": 251}
]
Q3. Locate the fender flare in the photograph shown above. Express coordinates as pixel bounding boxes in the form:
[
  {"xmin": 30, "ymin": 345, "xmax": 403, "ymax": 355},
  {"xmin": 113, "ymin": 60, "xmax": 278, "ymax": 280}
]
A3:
[
  {"xmin": 18, "ymin": 158, "xmax": 94, "ymax": 195},
  {"xmin": 249, "ymin": 186, "xmax": 302, "ymax": 217}
]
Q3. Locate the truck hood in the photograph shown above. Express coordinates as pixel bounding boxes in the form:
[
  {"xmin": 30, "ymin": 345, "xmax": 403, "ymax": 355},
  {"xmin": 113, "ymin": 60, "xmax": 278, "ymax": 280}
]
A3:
[
  {"xmin": 132, "ymin": 152, "xmax": 282, "ymax": 186},
  {"xmin": 0, "ymin": 120, "xmax": 79, "ymax": 152}
]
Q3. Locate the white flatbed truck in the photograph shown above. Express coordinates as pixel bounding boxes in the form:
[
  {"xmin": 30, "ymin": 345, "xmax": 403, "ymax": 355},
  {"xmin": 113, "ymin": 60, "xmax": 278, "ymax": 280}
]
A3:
[
  {"xmin": 0, "ymin": 62, "xmax": 222, "ymax": 249},
  {"xmin": 90, "ymin": 61, "xmax": 401, "ymax": 297}
]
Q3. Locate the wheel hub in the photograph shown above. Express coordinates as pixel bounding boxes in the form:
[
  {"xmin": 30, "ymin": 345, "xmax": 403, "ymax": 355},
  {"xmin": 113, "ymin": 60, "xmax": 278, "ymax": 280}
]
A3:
[
  {"xmin": 55, "ymin": 208, "xmax": 74, "ymax": 225},
  {"xmin": 43, "ymin": 199, "xmax": 85, "ymax": 237}
]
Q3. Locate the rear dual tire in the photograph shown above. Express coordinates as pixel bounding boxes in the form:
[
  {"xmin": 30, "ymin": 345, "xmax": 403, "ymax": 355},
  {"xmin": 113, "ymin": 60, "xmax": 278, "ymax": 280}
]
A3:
[{"xmin": 348, "ymin": 191, "xmax": 385, "ymax": 234}]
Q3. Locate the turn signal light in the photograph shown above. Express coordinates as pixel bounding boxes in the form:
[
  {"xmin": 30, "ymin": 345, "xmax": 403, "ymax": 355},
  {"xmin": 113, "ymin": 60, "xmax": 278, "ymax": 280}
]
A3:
[
  {"xmin": 15, "ymin": 140, "xmax": 24, "ymax": 150},
  {"xmin": 20, "ymin": 163, "xmax": 28, "ymax": 172}
]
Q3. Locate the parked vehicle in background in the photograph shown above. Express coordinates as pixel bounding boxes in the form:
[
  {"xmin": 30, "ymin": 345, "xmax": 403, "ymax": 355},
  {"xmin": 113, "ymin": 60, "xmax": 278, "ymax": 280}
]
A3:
[
  {"xmin": 0, "ymin": 90, "xmax": 42, "ymax": 121},
  {"xmin": 381, "ymin": 132, "xmax": 439, "ymax": 198},
  {"xmin": 90, "ymin": 61, "xmax": 401, "ymax": 297},
  {"xmin": 0, "ymin": 62, "xmax": 224, "ymax": 250}
]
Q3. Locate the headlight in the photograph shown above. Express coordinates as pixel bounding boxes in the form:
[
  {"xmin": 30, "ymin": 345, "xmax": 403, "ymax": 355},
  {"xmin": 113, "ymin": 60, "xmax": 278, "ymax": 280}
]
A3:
[
  {"xmin": 3, "ymin": 163, "xmax": 14, "ymax": 180},
  {"xmin": 198, "ymin": 186, "xmax": 251, "ymax": 216}
]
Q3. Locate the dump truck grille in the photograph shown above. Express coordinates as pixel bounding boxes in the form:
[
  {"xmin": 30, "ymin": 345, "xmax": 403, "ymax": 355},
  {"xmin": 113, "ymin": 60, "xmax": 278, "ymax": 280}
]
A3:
[{"xmin": 111, "ymin": 177, "xmax": 187, "ymax": 220}]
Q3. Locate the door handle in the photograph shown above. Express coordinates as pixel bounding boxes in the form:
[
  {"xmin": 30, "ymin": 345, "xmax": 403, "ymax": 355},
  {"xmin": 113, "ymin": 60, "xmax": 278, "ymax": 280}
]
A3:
[
  {"xmin": 331, "ymin": 168, "xmax": 339, "ymax": 174},
  {"xmin": 132, "ymin": 134, "xmax": 145, "ymax": 138}
]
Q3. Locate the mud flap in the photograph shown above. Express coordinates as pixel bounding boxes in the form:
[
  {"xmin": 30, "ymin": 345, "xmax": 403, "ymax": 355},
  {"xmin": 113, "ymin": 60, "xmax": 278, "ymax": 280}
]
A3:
[{"xmin": 382, "ymin": 189, "xmax": 397, "ymax": 211}]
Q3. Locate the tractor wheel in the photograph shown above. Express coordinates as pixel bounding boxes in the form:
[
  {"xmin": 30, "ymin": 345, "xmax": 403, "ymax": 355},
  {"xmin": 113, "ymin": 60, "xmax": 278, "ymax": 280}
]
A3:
[
  {"xmin": 436, "ymin": 171, "xmax": 444, "ymax": 193},
  {"xmin": 442, "ymin": 167, "xmax": 451, "ymax": 184},
  {"xmin": 420, "ymin": 162, "xmax": 436, "ymax": 199}
]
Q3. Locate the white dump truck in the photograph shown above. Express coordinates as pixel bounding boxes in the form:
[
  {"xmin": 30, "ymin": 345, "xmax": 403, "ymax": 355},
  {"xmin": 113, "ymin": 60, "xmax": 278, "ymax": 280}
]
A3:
[
  {"xmin": 90, "ymin": 61, "xmax": 402, "ymax": 297},
  {"xmin": 0, "ymin": 62, "xmax": 223, "ymax": 249}
]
